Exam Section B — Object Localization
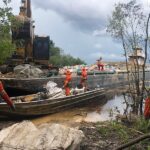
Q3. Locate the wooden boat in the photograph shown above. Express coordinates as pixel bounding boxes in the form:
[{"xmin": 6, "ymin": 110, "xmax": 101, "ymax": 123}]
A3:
[{"xmin": 0, "ymin": 88, "xmax": 105, "ymax": 118}]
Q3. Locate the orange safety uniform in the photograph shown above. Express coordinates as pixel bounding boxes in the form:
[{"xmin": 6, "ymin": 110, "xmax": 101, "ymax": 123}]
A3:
[
  {"xmin": 144, "ymin": 97, "xmax": 150, "ymax": 119},
  {"xmin": 97, "ymin": 59, "xmax": 104, "ymax": 71},
  {"xmin": 64, "ymin": 70, "xmax": 72, "ymax": 96},
  {"xmin": 80, "ymin": 68, "xmax": 87, "ymax": 90},
  {"xmin": 0, "ymin": 81, "xmax": 15, "ymax": 110}
]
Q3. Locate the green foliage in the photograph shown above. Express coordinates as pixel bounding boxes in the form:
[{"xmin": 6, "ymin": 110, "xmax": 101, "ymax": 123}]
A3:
[
  {"xmin": 50, "ymin": 46, "xmax": 61, "ymax": 56},
  {"xmin": 107, "ymin": 0, "xmax": 149, "ymax": 115},
  {"xmin": 49, "ymin": 54, "xmax": 86, "ymax": 67},
  {"xmin": 97, "ymin": 121, "xmax": 130, "ymax": 142},
  {"xmin": 134, "ymin": 117, "xmax": 150, "ymax": 133},
  {"xmin": 0, "ymin": 40, "xmax": 15, "ymax": 64},
  {"xmin": 107, "ymin": 0, "xmax": 145, "ymax": 50},
  {"xmin": 0, "ymin": 0, "xmax": 13, "ymax": 39},
  {"xmin": 49, "ymin": 40, "xmax": 86, "ymax": 66},
  {"xmin": 0, "ymin": 0, "xmax": 16, "ymax": 64},
  {"xmin": 133, "ymin": 118, "xmax": 150, "ymax": 149},
  {"xmin": 110, "ymin": 121, "xmax": 129, "ymax": 142}
]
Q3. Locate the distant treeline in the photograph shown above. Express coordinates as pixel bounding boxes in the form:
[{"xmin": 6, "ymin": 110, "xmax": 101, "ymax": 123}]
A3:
[{"xmin": 49, "ymin": 41, "xmax": 86, "ymax": 67}]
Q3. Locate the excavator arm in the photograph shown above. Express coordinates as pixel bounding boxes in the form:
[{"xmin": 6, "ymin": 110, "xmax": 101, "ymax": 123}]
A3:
[{"xmin": 11, "ymin": 0, "xmax": 34, "ymax": 63}]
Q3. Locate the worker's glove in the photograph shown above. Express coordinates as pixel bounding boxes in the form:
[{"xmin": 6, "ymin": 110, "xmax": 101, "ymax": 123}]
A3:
[{"xmin": 10, "ymin": 103, "xmax": 16, "ymax": 111}]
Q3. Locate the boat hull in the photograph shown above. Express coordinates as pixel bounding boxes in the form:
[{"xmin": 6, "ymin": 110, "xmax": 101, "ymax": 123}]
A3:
[{"xmin": 0, "ymin": 89, "xmax": 105, "ymax": 117}]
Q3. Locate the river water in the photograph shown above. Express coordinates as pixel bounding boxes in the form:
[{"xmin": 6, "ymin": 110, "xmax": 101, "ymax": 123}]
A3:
[{"xmin": 32, "ymin": 93, "xmax": 126, "ymax": 126}]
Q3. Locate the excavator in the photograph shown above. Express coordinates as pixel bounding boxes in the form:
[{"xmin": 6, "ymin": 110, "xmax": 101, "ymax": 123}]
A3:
[
  {"xmin": 10, "ymin": 0, "xmax": 50, "ymax": 66},
  {"xmin": 0, "ymin": 0, "xmax": 59, "ymax": 75}
]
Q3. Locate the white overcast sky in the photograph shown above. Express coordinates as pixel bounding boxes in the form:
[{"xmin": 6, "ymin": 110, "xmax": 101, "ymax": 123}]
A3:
[{"xmin": 1, "ymin": 0, "xmax": 150, "ymax": 64}]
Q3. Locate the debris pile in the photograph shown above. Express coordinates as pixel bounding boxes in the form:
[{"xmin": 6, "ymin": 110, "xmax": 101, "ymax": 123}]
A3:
[
  {"xmin": 14, "ymin": 64, "xmax": 44, "ymax": 78},
  {"xmin": 41, "ymin": 81, "xmax": 65, "ymax": 99},
  {"xmin": 0, "ymin": 121, "xmax": 84, "ymax": 150}
]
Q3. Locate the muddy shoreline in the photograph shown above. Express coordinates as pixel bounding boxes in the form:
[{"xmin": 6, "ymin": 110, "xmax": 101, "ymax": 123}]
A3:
[
  {"xmin": 1, "ymin": 88, "xmax": 143, "ymax": 149},
  {"xmin": 0, "ymin": 88, "xmax": 125, "ymax": 129},
  {"xmin": 0, "ymin": 120, "xmax": 149, "ymax": 150}
]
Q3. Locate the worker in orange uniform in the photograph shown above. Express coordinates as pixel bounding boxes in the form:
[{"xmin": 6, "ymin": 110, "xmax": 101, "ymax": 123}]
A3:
[
  {"xmin": 97, "ymin": 57, "xmax": 104, "ymax": 71},
  {"xmin": 63, "ymin": 69, "xmax": 72, "ymax": 96},
  {"xmin": 80, "ymin": 67, "xmax": 88, "ymax": 91},
  {"xmin": 0, "ymin": 81, "xmax": 15, "ymax": 110},
  {"xmin": 144, "ymin": 93, "xmax": 150, "ymax": 120}
]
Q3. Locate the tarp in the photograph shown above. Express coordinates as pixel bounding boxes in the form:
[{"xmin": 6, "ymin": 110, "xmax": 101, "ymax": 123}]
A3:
[{"xmin": 44, "ymin": 81, "xmax": 65, "ymax": 98}]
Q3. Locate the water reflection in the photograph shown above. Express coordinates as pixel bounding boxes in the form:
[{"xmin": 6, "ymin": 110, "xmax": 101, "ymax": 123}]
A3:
[
  {"xmin": 32, "ymin": 94, "xmax": 126, "ymax": 126},
  {"xmin": 85, "ymin": 95, "xmax": 126, "ymax": 122}
]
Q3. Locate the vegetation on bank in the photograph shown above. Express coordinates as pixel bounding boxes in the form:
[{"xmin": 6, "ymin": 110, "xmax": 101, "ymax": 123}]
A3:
[
  {"xmin": 107, "ymin": 0, "xmax": 150, "ymax": 115},
  {"xmin": 105, "ymin": 0, "xmax": 150, "ymax": 148},
  {"xmin": 49, "ymin": 41, "xmax": 86, "ymax": 66},
  {"xmin": 0, "ymin": 0, "xmax": 16, "ymax": 64},
  {"xmin": 80, "ymin": 118, "xmax": 150, "ymax": 150}
]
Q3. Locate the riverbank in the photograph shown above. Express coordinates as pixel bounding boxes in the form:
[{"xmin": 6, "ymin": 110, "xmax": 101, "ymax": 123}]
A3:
[
  {"xmin": 0, "ymin": 118, "xmax": 149, "ymax": 150},
  {"xmin": 0, "ymin": 88, "xmax": 149, "ymax": 149},
  {"xmin": 80, "ymin": 119, "xmax": 150, "ymax": 150}
]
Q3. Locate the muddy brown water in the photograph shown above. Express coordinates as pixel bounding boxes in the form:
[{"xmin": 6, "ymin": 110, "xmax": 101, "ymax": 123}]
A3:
[
  {"xmin": 32, "ymin": 93, "xmax": 126, "ymax": 127},
  {"xmin": 0, "ymin": 89, "xmax": 127, "ymax": 128}
]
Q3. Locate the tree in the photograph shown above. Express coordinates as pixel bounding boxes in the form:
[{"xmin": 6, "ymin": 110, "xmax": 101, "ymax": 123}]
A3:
[
  {"xmin": 0, "ymin": 0, "xmax": 16, "ymax": 64},
  {"xmin": 49, "ymin": 40, "xmax": 86, "ymax": 66},
  {"xmin": 107, "ymin": 0, "xmax": 149, "ymax": 115}
]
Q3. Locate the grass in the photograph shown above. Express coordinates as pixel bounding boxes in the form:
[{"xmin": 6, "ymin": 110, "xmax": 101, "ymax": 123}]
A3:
[
  {"xmin": 96, "ymin": 121, "xmax": 130, "ymax": 142},
  {"xmin": 134, "ymin": 117, "xmax": 150, "ymax": 133}
]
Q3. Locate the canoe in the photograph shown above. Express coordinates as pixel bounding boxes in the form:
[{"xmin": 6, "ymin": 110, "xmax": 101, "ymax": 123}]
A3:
[{"xmin": 0, "ymin": 88, "xmax": 105, "ymax": 118}]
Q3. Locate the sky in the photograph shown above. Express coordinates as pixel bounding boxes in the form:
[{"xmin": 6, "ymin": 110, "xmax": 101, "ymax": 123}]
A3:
[{"xmin": 2, "ymin": 0, "xmax": 150, "ymax": 64}]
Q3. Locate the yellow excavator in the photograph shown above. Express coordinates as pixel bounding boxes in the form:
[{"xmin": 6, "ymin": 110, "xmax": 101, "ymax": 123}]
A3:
[
  {"xmin": 0, "ymin": 0, "xmax": 59, "ymax": 75},
  {"xmin": 11, "ymin": 0, "xmax": 50, "ymax": 66}
]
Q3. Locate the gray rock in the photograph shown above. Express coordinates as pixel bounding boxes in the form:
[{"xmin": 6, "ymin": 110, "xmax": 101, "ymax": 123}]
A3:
[
  {"xmin": 0, "ymin": 121, "xmax": 84, "ymax": 150},
  {"xmin": 14, "ymin": 64, "xmax": 43, "ymax": 78}
]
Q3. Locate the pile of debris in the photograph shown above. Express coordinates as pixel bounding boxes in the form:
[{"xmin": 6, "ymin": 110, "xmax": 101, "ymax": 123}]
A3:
[
  {"xmin": 12, "ymin": 81, "xmax": 65, "ymax": 103},
  {"xmin": 14, "ymin": 64, "xmax": 44, "ymax": 78},
  {"xmin": 40, "ymin": 81, "xmax": 65, "ymax": 99},
  {"xmin": 0, "ymin": 64, "xmax": 45, "ymax": 78}
]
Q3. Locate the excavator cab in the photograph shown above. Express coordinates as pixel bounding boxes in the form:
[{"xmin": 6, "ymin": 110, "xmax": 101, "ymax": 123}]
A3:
[{"xmin": 0, "ymin": 0, "xmax": 52, "ymax": 74}]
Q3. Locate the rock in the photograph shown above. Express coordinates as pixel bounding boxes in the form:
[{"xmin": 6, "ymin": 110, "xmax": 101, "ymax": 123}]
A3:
[
  {"xmin": 0, "ymin": 65, "xmax": 12, "ymax": 74},
  {"xmin": 0, "ymin": 121, "xmax": 84, "ymax": 150},
  {"xmin": 14, "ymin": 64, "xmax": 43, "ymax": 78}
]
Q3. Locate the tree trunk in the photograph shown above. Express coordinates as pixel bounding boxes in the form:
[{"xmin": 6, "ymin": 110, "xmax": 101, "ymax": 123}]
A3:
[
  {"xmin": 140, "ymin": 14, "xmax": 150, "ymax": 115},
  {"xmin": 116, "ymin": 133, "xmax": 150, "ymax": 150}
]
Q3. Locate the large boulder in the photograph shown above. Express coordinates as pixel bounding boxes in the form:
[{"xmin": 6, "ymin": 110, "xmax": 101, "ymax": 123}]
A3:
[
  {"xmin": 14, "ymin": 64, "xmax": 43, "ymax": 78},
  {"xmin": 0, "ymin": 121, "xmax": 84, "ymax": 150}
]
